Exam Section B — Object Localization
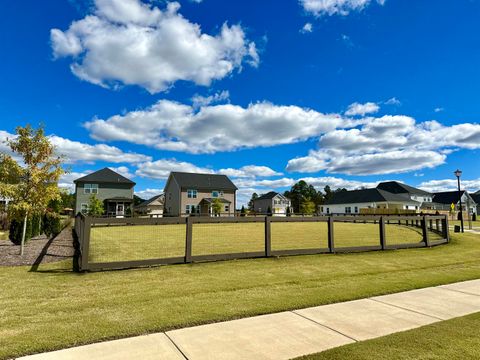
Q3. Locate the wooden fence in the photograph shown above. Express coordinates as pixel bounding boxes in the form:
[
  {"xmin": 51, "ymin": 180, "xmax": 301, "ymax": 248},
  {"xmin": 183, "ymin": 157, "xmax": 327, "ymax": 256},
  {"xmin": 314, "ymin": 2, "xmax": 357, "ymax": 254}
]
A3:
[{"xmin": 74, "ymin": 214, "xmax": 450, "ymax": 272}]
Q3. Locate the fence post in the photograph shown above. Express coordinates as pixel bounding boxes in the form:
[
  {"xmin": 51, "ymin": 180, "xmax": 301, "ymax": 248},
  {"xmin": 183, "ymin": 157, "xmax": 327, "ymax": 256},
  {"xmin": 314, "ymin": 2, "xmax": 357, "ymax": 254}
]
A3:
[
  {"xmin": 328, "ymin": 216, "xmax": 335, "ymax": 253},
  {"xmin": 442, "ymin": 216, "xmax": 450, "ymax": 242},
  {"xmin": 185, "ymin": 217, "xmax": 193, "ymax": 263},
  {"xmin": 265, "ymin": 216, "xmax": 271, "ymax": 257},
  {"xmin": 429, "ymin": 219, "xmax": 433, "ymax": 231},
  {"xmin": 379, "ymin": 216, "xmax": 386, "ymax": 250},
  {"xmin": 422, "ymin": 215, "xmax": 430, "ymax": 247},
  {"xmin": 81, "ymin": 216, "xmax": 91, "ymax": 271}
]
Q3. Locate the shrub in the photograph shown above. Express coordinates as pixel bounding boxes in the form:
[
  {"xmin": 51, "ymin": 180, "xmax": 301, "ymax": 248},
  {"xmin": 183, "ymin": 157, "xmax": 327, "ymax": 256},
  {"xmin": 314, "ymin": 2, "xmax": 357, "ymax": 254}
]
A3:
[
  {"xmin": 9, "ymin": 217, "xmax": 33, "ymax": 245},
  {"xmin": 43, "ymin": 212, "xmax": 62, "ymax": 238},
  {"xmin": 31, "ymin": 214, "xmax": 42, "ymax": 238}
]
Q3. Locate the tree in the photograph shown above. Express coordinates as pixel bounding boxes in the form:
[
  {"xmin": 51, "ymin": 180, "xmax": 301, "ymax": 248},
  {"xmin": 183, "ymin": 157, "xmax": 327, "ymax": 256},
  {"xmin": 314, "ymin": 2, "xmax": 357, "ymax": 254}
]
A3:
[
  {"xmin": 133, "ymin": 195, "xmax": 145, "ymax": 206},
  {"xmin": 323, "ymin": 185, "xmax": 333, "ymax": 202},
  {"xmin": 0, "ymin": 125, "xmax": 64, "ymax": 255},
  {"xmin": 285, "ymin": 180, "xmax": 322, "ymax": 213},
  {"xmin": 300, "ymin": 199, "xmax": 316, "ymax": 215},
  {"xmin": 212, "ymin": 198, "xmax": 222, "ymax": 216},
  {"xmin": 87, "ymin": 194, "xmax": 104, "ymax": 217},
  {"xmin": 248, "ymin": 193, "xmax": 259, "ymax": 212},
  {"xmin": 240, "ymin": 205, "xmax": 246, "ymax": 217},
  {"xmin": 190, "ymin": 205, "xmax": 196, "ymax": 216}
]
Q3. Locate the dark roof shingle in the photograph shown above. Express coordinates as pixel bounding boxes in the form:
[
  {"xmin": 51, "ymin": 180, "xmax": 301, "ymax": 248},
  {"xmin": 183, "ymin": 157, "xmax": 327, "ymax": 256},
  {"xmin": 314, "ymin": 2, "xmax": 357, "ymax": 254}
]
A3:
[
  {"xmin": 377, "ymin": 181, "xmax": 431, "ymax": 196},
  {"xmin": 433, "ymin": 191, "xmax": 466, "ymax": 205},
  {"xmin": 171, "ymin": 172, "xmax": 237, "ymax": 191},
  {"xmin": 325, "ymin": 188, "xmax": 417, "ymax": 205},
  {"xmin": 74, "ymin": 168, "xmax": 135, "ymax": 185}
]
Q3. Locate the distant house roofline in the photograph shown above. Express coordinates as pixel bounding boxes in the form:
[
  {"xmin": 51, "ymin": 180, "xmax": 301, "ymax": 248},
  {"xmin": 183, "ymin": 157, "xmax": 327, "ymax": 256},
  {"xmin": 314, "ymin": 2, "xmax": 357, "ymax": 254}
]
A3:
[
  {"xmin": 168, "ymin": 172, "xmax": 238, "ymax": 191},
  {"xmin": 74, "ymin": 167, "xmax": 136, "ymax": 185}
]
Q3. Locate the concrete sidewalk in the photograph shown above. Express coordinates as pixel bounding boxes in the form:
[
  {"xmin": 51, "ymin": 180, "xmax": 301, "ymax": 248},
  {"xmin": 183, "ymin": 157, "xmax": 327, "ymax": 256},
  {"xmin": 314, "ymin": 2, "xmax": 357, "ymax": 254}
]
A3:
[{"xmin": 19, "ymin": 279, "xmax": 480, "ymax": 360}]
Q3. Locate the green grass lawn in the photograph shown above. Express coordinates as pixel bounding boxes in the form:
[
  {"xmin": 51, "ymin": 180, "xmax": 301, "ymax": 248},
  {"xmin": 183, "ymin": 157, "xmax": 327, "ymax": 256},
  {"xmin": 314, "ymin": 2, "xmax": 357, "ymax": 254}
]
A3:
[
  {"xmin": 0, "ymin": 232, "xmax": 478, "ymax": 359},
  {"xmin": 89, "ymin": 222, "xmax": 444, "ymax": 263},
  {"xmin": 297, "ymin": 312, "xmax": 480, "ymax": 360},
  {"xmin": 0, "ymin": 230, "xmax": 8, "ymax": 240}
]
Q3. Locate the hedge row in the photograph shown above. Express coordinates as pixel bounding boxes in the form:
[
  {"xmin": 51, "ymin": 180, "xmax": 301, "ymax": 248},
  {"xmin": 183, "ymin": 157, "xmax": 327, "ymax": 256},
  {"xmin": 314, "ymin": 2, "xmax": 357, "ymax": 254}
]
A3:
[{"xmin": 9, "ymin": 212, "xmax": 64, "ymax": 245}]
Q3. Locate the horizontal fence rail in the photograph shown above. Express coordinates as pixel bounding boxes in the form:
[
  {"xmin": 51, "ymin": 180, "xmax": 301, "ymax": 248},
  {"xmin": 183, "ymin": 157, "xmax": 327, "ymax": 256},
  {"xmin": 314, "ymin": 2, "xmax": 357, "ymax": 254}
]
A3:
[{"xmin": 74, "ymin": 214, "xmax": 450, "ymax": 271}]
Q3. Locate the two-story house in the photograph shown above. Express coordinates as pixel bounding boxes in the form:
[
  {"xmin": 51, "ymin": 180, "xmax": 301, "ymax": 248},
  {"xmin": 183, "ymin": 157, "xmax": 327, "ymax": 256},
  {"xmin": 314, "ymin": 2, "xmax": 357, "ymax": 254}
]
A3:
[
  {"xmin": 252, "ymin": 192, "xmax": 291, "ymax": 216},
  {"xmin": 74, "ymin": 168, "xmax": 135, "ymax": 217},
  {"xmin": 163, "ymin": 172, "xmax": 237, "ymax": 216}
]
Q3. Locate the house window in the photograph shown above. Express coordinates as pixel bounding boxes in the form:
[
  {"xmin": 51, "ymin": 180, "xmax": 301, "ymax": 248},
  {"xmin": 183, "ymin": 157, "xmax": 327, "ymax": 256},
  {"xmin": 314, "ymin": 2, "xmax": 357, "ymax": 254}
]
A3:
[
  {"xmin": 84, "ymin": 184, "xmax": 98, "ymax": 194},
  {"xmin": 345, "ymin": 207, "xmax": 352, "ymax": 214},
  {"xmin": 321, "ymin": 207, "xmax": 324, "ymax": 213},
  {"xmin": 326, "ymin": 208, "xmax": 330, "ymax": 214},
  {"xmin": 354, "ymin": 206, "xmax": 358, "ymax": 213},
  {"xmin": 168, "ymin": 193, "xmax": 172, "ymax": 200},
  {"xmin": 185, "ymin": 205, "xmax": 191, "ymax": 214},
  {"xmin": 81, "ymin": 203, "xmax": 89, "ymax": 214},
  {"xmin": 225, "ymin": 205, "xmax": 229, "ymax": 212},
  {"xmin": 212, "ymin": 191, "xmax": 219, "ymax": 198},
  {"xmin": 187, "ymin": 189, "xmax": 197, "ymax": 199}
]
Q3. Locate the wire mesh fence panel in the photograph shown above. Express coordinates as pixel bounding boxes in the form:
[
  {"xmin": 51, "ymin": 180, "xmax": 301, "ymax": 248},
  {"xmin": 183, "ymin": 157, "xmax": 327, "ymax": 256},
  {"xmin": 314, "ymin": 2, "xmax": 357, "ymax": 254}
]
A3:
[
  {"xmin": 88, "ymin": 224, "xmax": 186, "ymax": 263},
  {"xmin": 385, "ymin": 223, "xmax": 424, "ymax": 246},
  {"xmin": 191, "ymin": 222, "xmax": 264, "ymax": 256},
  {"xmin": 334, "ymin": 221, "xmax": 380, "ymax": 248},
  {"xmin": 271, "ymin": 221, "xmax": 328, "ymax": 251}
]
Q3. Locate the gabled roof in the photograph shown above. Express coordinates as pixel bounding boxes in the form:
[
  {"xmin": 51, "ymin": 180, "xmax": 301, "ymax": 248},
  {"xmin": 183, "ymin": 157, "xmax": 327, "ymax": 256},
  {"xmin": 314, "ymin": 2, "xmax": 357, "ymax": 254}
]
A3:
[
  {"xmin": 136, "ymin": 194, "xmax": 164, "ymax": 208},
  {"xmin": 433, "ymin": 191, "xmax": 467, "ymax": 205},
  {"xmin": 170, "ymin": 172, "xmax": 237, "ymax": 191},
  {"xmin": 325, "ymin": 188, "xmax": 418, "ymax": 205},
  {"xmin": 255, "ymin": 191, "xmax": 288, "ymax": 201},
  {"xmin": 471, "ymin": 191, "xmax": 480, "ymax": 204},
  {"xmin": 377, "ymin": 181, "xmax": 431, "ymax": 196},
  {"xmin": 74, "ymin": 168, "xmax": 135, "ymax": 185}
]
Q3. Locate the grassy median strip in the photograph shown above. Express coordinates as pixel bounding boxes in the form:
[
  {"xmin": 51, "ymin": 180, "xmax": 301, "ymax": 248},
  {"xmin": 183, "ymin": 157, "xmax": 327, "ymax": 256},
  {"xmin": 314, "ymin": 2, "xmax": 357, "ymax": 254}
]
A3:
[
  {"xmin": 297, "ymin": 311, "xmax": 480, "ymax": 360},
  {"xmin": 0, "ymin": 232, "xmax": 478, "ymax": 359}
]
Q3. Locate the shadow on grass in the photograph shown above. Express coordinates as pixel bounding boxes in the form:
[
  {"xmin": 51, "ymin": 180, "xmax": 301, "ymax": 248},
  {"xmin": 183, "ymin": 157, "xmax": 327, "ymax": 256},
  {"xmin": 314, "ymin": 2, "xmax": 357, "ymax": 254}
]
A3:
[{"xmin": 28, "ymin": 229, "xmax": 82, "ymax": 274}]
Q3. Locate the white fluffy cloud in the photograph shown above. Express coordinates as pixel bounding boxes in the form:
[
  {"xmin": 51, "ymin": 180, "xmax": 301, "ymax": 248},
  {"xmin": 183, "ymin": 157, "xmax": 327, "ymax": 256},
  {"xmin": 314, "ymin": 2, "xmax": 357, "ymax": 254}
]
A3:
[
  {"xmin": 418, "ymin": 179, "xmax": 480, "ymax": 193},
  {"xmin": 218, "ymin": 165, "xmax": 282, "ymax": 178},
  {"xmin": 135, "ymin": 188, "xmax": 164, "ymax": 199},
  {"xmin": 345, "ymin": 101, "xmax": 379, "ymax": 116},
  {"xmin": 135, "ymin": 159, "xmax": 212, "ymax": 179},
  {"xmin": 85, "ymin": 100, "xmax": 346, "ymax": 153},
  {"xmin": 300, "ymin": 0, "xmax": 385, "ymax": 17},
  {"xmin": 51, "ymin": 0, "xmax": 258, "ymax": 93},
  {"xmin": 287, "ymin": 116, "xmax": 480, "ymax": 175},
  {"xmin": 300, "ymin": 23, "xmax": 313, "ymax": 33},
  {"xmin": 0, "ymin": 130, "xmax": 150, "ymax": 165}
]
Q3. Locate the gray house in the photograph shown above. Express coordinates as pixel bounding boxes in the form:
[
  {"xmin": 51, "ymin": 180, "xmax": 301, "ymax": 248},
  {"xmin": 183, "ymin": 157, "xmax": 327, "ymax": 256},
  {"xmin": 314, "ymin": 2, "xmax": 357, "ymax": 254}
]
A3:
[
  {"xmin": 74, "ymin": 168, "xmax": 135, "ymax": 217},
  {"xmin": 252, "ymin": 192, "xmax": 291, "ymax": 216},
  {"xmin": 163, "ymin": 172, "xmax": 237, "ymax": 216}
]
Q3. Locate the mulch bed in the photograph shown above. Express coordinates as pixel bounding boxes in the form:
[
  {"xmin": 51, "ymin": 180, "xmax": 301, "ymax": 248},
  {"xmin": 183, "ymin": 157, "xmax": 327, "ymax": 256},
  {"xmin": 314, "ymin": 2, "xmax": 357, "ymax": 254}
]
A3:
[{"xmin": 0, "ymin": 226, "xmax": 75, "ymax": 267}]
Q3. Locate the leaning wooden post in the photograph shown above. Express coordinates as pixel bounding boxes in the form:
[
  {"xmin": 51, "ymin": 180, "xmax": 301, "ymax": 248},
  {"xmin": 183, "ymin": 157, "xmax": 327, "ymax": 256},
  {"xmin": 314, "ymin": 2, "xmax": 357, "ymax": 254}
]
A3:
[
  {"xmin": 185, "ymin": 216, "xmax": 193, "ymax": 263},
  {"xmin": 328, "ymin": 216, "xmax": 335, "ymax": 253},
  {"xmin": 81, "ymin": 216, "xmax": 92, "ymax": 271},
  {"xmin": 379, "ymin": 216, "xmax": 386, "ymax": 250},
  {"xmin": 265, "ymin": 216, "xmax": 271, "ymax": 257},
  {"xmin": 422, "ymin": 215, "xmax": 430, "ymax": 247}
]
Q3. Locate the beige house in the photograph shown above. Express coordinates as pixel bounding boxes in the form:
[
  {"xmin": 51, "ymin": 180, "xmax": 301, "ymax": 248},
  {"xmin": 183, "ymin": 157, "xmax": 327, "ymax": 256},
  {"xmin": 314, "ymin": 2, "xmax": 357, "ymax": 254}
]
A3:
[
  {"xmin": 135, "ymin": 194, "xmax": 164, "ymax": 217},
  {"xmin": 163, "ymin": 172, "xmax": 237, "ymax": 216}
]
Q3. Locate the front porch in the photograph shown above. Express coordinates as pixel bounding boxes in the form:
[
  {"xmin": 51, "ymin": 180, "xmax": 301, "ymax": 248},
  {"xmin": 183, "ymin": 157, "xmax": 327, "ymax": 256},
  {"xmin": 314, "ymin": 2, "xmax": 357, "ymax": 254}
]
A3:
[
  {"xmin": 198, "ymin": 198, "xmax": 232, "ymax": 216},
  {"xmin": 104, "ymin": 197, "xmax": 133, "ymax": 218}
]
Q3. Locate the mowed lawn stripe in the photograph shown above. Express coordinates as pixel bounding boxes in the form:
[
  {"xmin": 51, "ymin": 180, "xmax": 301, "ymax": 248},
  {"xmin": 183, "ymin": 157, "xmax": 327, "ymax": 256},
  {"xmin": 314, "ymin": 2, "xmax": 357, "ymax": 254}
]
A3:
[{"xmin": 1, "ymin": 232, "xmax": 478, "ymax": 360}]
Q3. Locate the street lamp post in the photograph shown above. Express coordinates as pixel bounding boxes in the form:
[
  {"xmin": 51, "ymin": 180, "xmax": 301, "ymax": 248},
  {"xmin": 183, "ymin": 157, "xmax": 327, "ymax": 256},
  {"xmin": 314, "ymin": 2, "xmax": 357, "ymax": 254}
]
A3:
[{"xmin": 454, "ymin": 169, "xmax": 464, "ymax": 233}]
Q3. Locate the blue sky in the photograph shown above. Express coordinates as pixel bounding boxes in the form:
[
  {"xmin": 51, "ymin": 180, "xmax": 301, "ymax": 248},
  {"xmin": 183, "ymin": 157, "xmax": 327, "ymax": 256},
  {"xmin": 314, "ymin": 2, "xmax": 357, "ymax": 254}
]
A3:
[{"xmin": 1, "ymin": 0, "xmax": 479, "ymax": 205}]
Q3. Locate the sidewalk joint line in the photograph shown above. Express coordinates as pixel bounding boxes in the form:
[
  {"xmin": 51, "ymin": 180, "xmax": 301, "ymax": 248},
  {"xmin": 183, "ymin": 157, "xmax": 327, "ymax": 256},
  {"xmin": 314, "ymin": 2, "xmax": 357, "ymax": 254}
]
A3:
[
  {"xmin": 164, "ymin": 332, "xmax": 189, "ymax": 360},
  {"xmin": 291, "ymin": 311, "xmax": 358, "ymax": 342},
  {"xmin": 436, "ymin": 286, "xmax": 480, "ymax": 298},
  {"xmin": 369, "ymin": 298, "xmax": 445, "ymax": 321}
]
